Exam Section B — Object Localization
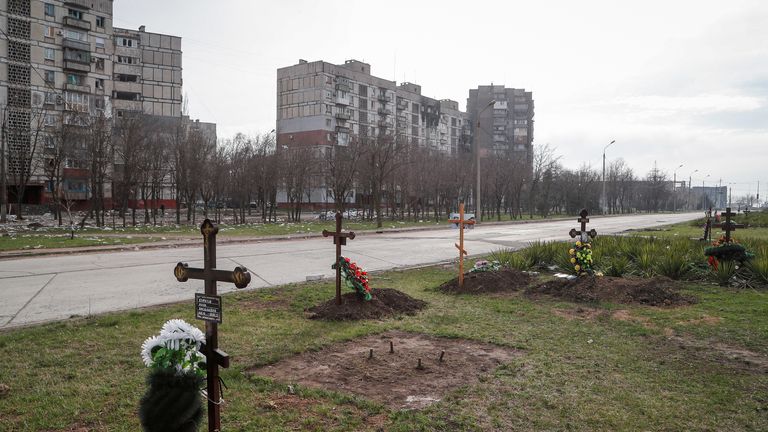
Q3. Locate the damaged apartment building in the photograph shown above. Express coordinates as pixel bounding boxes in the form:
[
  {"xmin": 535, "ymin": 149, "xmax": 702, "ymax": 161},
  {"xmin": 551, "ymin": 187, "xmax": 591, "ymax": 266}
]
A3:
[
  {"xmin": 275, "ymin": 58, "xmax": 534, "ymax": 206},
  {"xmin": 0, "ymin": 0, "xmax": 214, "ymax": 209}
]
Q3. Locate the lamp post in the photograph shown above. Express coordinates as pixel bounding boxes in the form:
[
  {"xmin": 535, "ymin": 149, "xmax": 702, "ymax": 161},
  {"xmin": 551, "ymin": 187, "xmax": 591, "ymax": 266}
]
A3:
[
  {"xmin": 672, "ymin": 163, "xmax": 683, "ymax": 213},
  {"xmin": 687, "ymin": 169, "xmax": 698, "ymax": 210},
  {"xmin": 474, "ymin": 99, "xmax": 495, "ymax": 223},
  {"xmin": 702, "ymin": 174, "xmax": 710, "ymax": 210},
  {"xmin": 0, "ymin": 105, "xmax": 6, "ymax": 223},
  {"xmin": 601, "ymin": 139, "xmax": 615, "ymax": 215}
]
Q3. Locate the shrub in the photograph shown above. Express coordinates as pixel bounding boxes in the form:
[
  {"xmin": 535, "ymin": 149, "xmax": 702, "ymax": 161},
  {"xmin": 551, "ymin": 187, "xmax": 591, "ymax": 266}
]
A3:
[
  {"xmin": 714, "ymin": 260, "xmax": 737, "ymax": 286},
  {"xmin": 489, "ymin": 249, "xmax": 533, "ymax": 271},
  {"xmin": 746, "ymin": 246, "xmax": 768, "ymax": 284},
  {"xmin": 655, "ymin": 252, "xmax": 690, "ymax": 280},
  {"xmin": 605, "ymin": 256, "xmax": 631, "ymax": 277}
]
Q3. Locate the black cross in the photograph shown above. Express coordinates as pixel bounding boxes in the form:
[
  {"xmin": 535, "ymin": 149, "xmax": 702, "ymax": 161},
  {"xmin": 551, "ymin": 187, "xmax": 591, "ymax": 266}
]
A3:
[
  {"xmin": 322, "ymin": 212, "xmax": 356, "ymax": 305},
  {"xmin": 173, "ymin": 219, "xmax": 251, "ymax": 432},
  {"xmin": 569, "ymin": 209, "xmax": 597, "ymax": 241},
  {"xmin": 720, "ymin": 207, "xmax": 741, "ymax": 243}
]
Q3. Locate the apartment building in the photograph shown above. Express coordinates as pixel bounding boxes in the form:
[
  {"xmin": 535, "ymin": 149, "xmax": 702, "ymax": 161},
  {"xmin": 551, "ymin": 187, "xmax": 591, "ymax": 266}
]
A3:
[
  {"xmin": 467, "ymin": 85, "xmax": 535, "ymax": 164},
  {"xmin": 1, "ymin": 0, "xmax": 194, "ymax": 209},
  {"xmin": 276, "ymin": 59, "xmax": 470, "ymax": 155}
]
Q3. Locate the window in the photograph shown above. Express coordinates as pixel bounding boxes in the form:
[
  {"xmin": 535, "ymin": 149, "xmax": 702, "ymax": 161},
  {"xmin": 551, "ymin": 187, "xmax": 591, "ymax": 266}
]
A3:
[
  {"xmin": 66, "ymin": 73, "xmax": 85, "ymax": 86},
  {"xmin": 44, "ymin": 92, "xmax": 56, "ymax": 105},
  {"xmin": 45, "ymin": 3, "xmax": 55, "ymax": 16},
  {"xmin": 65, "ymin": 92, "xmax": 89, "ymax": 112},
  {"xmin": 65, "ymin": 29, "xmax": 87, "ymax": 42},
  {"xmin": 117, "ymin": 37, "xmax": 138, "ymax": 47},
  {"xmin": 95, "ymin": 58, "xmax": 104, "ymax": 71},
  {"xmin": 95, "ymin": 78, "xmax": 104, "ymax": 89},
  {"xmin": 95, "ymin": 16, "xmax": 105, "ymax": 28},
  {"xmin": 94, "ymin": 97, "xmax": 104, "ymax": 109},
  {"xmin": 116, "ymin": 74, "xmax": 138, "ymax": 82},
  {"xmin": 68, "ymin": 8, "xmax": 83, "ymax": 20},
  {"xmin": 44, "ymin": 114, "xmax": 56, "ymax": 126},
  {"xmin": 95, "ymin": 37, "xmax": 105, "ymax": 48},
  {"xmin": 44, "ymin": 47, "xmax": 55, "ymax": 60},
  {"xmin": 44, "ymin": 25, "xmax": 54, "ymax": 38},
  {"xmin": 44, "ymin": 70, "xmax": 55, "ymax": 83},
  {"xmin": 117, "ymin": 56, "xmax": 138, "ymax": 64}
]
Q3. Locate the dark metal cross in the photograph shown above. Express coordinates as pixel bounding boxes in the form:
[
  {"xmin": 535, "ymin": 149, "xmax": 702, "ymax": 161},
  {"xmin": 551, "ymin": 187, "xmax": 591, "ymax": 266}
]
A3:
[
  {"xmin": 569, "ymin": 208, "xmax": 597, "ymax": 242},
  {"xmin": 720, "ymin": 207, "xmax": 740, "ymax": 243},
  {"xmin": 173, "ymin": 219, "xmax": 251, "ymax": 432},
  {"xmin": 322, "ymin": 212, "xmax": 356, "ymax": 305},
  {"xmin": 448, "ymin": 202, "xmax": 475, "ymax": 288}
]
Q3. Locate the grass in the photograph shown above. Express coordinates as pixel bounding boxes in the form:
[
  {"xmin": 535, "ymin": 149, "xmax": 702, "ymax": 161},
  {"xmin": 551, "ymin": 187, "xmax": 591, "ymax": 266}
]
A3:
[
  {"xmin": 1, "ymin": 264, "xmax": 767, "ymax": 431},
  {"xmin": 0, "ymin": 234, "xmax": 159, "ymax": 251}
]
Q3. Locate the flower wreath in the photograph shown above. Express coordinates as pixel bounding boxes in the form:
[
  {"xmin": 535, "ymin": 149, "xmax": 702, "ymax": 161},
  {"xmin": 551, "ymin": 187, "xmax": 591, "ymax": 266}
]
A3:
[
  {"xmin": 335, "ymin": 256, "xmax": 372, "ymax": 300},
  {"xmin": 569, "ymin": 240, "xmax": 594, "ymax": 275},
  {"xmin": 704, "ymin": 235, "xmax": 753, "ymax": 269},
  {"xmin": 141, "ymin": 319, "xmax": 207, "ymax": 376}
]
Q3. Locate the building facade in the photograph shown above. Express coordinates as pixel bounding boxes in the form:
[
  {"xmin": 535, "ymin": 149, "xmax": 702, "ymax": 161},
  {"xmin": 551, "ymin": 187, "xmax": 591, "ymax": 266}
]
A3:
[
  {"xmin": 276, "ymin": 59, "xmax": 470, "ymax": 155},
  {"xmin": 1, "ymin": 0, "xmax": 199, "ymax": 210},
  {"xmin": 467, "ymin": 85, "xmax": 535, "ymax": 164}
]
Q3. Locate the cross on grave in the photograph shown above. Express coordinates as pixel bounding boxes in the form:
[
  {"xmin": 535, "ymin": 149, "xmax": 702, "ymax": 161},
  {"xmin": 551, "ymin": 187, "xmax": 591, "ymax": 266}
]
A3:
[
  {"xmin": 715, "ymin": 207, "xmax": 745, "ymax": 243},
  {"xmin": 322, "ymin": 212, "xmax": 356, "ymax": 305},
  {"xmin": 448, "ymin": 202, "xmax": 475, "ymax": 288},
  {"xmin": 569, "ymin": 209, "xmax": 598, "ymax": 242},
  {"xmin": 701, "ymin": 208, "xmax": 713, "ymax": 242},
  {"xmin": 173, "ymin": 219, "xmax": 251, "ymax": 432}
]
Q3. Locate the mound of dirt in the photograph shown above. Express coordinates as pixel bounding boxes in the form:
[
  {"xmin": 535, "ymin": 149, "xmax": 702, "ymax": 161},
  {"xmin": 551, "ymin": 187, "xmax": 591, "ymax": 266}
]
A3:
[
  {"xmin": 437, "ymin": 268, "xmax": 534, "ymax": 294},
  {"xmin": 527, "ymin": 276, "xmax": 696, "ymax": 306},
  {"xmin": 306, "ymin": 288, "xmax": 427, "ymax": 321}
]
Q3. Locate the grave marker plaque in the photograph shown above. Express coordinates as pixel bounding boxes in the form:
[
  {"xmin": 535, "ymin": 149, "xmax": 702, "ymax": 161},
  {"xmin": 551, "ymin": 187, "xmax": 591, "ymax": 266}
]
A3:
[{"xmin": 195, "ymin": 293, "xmax": 222, "ymax": 324}]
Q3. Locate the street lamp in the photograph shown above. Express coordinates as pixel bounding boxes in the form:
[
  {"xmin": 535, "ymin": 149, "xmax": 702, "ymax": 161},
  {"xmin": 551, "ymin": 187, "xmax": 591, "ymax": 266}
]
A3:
[
  {"xmin": 672, "ymin": 163, "xmax": 683, "ymax": 212},
  {"xmin": 475, "ymin": 99, "xmax": 495, "ymax": 223},
  {"xmin": 688, "ymin": 169, "xmax": 698, "ymax": 210},
  {"xmin": 601, "ymin": 139, "xmax": 615, "ymax": 215}
]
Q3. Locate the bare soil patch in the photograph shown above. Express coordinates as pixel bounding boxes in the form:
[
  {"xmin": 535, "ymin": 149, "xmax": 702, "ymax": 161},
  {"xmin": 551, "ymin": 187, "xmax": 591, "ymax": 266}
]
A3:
[
  {"xmin": 527, "ymin": 276, "xmax": 696, "ymax": 306},
  {"xmin": 306, "ymin": 288, "xmax": 426, "ymax": 321},
  {"xmin": 248, "ymin": 331, "xmax": 521, "ymax": 409},
  {"xmin": 437, "ymin": 269, "xmax": 534, "ymax": 294},
  {"xmin": 669, "ymin": 336, "xmax": 768, "ymax": 373}
]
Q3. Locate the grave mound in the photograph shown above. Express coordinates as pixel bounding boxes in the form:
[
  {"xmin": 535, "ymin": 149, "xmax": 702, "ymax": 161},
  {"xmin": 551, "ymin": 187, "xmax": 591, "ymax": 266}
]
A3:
[
  {"xmin": 248, "ymin": 331, "xmax": 521, "ymax": 409},
  {"xmin": 527, "ymin": 275, "xmax": 696, "ymax": 306},
  {"xmin": 437, "ymin": 268, "xmax": 534, "ymax": 294},
  {"xmin": 306, "ymin": 288, "xmax": 426, "ymax": 321}
]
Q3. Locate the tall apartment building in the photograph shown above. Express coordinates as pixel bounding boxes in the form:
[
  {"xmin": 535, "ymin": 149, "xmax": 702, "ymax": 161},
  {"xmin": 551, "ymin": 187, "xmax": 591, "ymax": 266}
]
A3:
[
  {"xmin": 467, "ymin": 85, "xmax": 535, "ymax": 164},
  {"xmin": 276, "ymin": 59, "xmax": 470, "ymax": 156},
  {"xmin": 1, "ymin": 0, "xmax": 193, "ymax": 208}
]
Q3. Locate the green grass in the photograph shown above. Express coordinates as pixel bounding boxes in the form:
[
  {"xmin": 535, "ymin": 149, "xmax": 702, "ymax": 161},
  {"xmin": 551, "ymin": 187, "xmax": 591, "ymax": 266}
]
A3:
[
  {"xmin": 631, "ymin": 217, "xmax": 768, "ymax": 241},
  {"xmin": 1, "ymin": 265, "xmax": 767, "ymax": 431}
]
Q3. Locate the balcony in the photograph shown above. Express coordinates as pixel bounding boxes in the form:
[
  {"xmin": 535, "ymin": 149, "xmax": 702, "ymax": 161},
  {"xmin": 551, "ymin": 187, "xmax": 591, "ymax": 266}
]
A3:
[
  {"xmin": 114, "ymin": 81, "xmax": 142, "ymax": 94},
  {"xmin": 335, "ymin": 109, "xmax": 351, "ymax": 120},
  {"xmin": 65, "ymin": 83, "xmax": 91, "ymax": 93},
  {"xmin": 335, "ymin": 94, "xmax": 351, "ymax": 106},
  {"xmin": 62, "ymin": 38, "xmax": 90, "ymax": 51},
  {"xmin": 64, "ymin": 60, "xmax": 90, "ymax": 73},
  {"xmin": 397, "ymin": 99, "xmax": 409, "ymax": 110},
  {"xmin": 396, "ymin": 115, "xmax": 407, "ymax": 123},
  {"xmin": 493, "ymin": 135, "xmax": 507, "ymax": 142},
  {"xmin": 377, "ymin": 108, "xmax": 392, "ymax": 116},
  {"xmin": 377, "ymin": 119, "xmax": 392, "ymax": 128},
  {"xmin": 335, "ymin": 82, "xmax": 350, "ymax": 92},
  {"xmin": 377, "ymin": 93, "xmax": 391, "ymax": 103},
  {"xmin": 64, "ymin": 16, "xmax": 91, "ymax": 31}
]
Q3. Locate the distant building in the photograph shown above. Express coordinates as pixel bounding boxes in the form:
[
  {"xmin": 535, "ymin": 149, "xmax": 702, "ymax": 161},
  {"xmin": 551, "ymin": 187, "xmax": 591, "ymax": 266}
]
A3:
[
  {"xmin": 276, "ymin": 59, "xmax": 470, "ymax": 155},
  {"xmin": 691, "ymin": 186, "xmax": 728, "ymax": 209},
  {"xmin": 467, "ymin": 85, "xmax": 535, "ymax": 165},
  {"xmin": 1, "ymin": 0, "xmax": 209, "ymax": 209}
]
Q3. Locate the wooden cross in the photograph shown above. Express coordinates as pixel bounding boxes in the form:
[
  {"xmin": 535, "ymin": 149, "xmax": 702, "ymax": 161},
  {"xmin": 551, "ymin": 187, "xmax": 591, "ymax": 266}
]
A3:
[
  {"xmin": 569, "ymin": 208, "xmax": 597, "ymax": 242},
  {"xmin": 717, "ymin": 207, "xmax": 744, "ymax": 243},
  {"xmin": 448, "ymin": 202, "xmax": 475, "ymax": 288},
  {"xmin": 322, "ymin": 212, "xmax": 356, "ymax": 305},
  {"xmin": 701, "ymin": 208, "xmax": 713, "ymax": 242},
  {"xmin": 173, "ymin": 219, "xmax": 251, "ymax": 432}
]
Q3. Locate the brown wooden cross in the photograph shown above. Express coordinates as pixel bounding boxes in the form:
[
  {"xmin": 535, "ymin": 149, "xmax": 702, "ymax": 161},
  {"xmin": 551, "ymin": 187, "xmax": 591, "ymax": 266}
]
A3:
[
  {"xmin": 173, "ymin": 219, "xmax": 251, "ymax": 432},
  {"xmin": 569, "ymin": 208, "xmax": 597, "ymax": 242},
  {"xmin": 448, "ymin": 202, "xmax": 475, "ymax": 288},
  {"xmin": 322, "ymin": 212, "xmax": 356, "ymax": 305},
  {"xmin": 717, "ymin": 207, "xmax": 744, "ymax": 243}
]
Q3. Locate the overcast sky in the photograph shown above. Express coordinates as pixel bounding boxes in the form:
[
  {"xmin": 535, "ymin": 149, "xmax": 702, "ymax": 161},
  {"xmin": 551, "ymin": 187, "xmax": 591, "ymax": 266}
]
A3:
[{"xmin": 114, "ymin": 0, "xmax": 768, "ymax": 198}]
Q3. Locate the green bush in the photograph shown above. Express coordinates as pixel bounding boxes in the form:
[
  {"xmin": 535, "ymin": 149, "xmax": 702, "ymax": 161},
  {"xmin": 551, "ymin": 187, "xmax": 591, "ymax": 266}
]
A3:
[
  {"xmin": 746, "ymin": 246, "xmax": 768, "ymax": 284},
  {"xmin": 605, "ymin": 256, "xmax": 632, "ymax": 277},
  {"xmin": 489, "ymin": 248, "xmax": 534, "ymax": 271},
  {"xmin": 714, "ymin": 260, "xmax": 738, "ymax": 286}
]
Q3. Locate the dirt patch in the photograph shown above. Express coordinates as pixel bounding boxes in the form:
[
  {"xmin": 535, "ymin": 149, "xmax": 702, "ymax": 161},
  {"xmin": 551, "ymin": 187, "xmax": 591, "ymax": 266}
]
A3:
[
  {"xmin": 679, "ymin": 315, "xmax": 722, "ymax": 326},
  {"xmin": 669, "ymin": 336, "xmax": 768, "ymax": 373},
  {"xmin": 240, "ymin": 293, "xmax": 292, "ymax": 312},
  {"xmin": 306, "ymin": 288, "xmax": 426, "ymax": 321},
  {"xmin": 551, "ymin": 307, "xmax": 604, "ymax": 321},
  {"xmin": 248, "ymin": 331, "xmax": 521, "ymax": 409},
  {"xmin": 527, "ymin": 276, "xmax": 696, "ymax": 306},
  {"xmin": 437, "ymin": 269, "xmax": 534, "ymax": 294}
]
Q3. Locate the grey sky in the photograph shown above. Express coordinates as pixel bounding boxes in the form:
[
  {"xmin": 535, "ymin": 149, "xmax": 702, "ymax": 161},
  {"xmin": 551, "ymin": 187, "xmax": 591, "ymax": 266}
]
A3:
[{"xmin": 114, "ymin": 0, "xmax": 768, "ymax": 197}]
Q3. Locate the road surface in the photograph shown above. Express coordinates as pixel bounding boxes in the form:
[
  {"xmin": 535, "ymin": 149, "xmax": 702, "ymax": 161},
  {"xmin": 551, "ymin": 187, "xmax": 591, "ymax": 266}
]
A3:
[{"xmin": 0, "ymin": 212, "xmax": 700, "ymax": 329}]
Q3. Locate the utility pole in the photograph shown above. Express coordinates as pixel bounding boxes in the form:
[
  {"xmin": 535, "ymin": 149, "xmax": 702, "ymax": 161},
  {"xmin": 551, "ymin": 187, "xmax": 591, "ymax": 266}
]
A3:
[
  {"xmin": 1, "ymin": 105, "xmax": 7, "ymax": 223},
  {"xmin": 474, "ymin": 99, "xmax": 495, "ymax": 223},
  {"xmin": 602, "ymin": 140, "xmax": 615, "ymax": 215},
  {"xmin": 673, "ymin": 163, "xmax": 683, "ymax": 213}
]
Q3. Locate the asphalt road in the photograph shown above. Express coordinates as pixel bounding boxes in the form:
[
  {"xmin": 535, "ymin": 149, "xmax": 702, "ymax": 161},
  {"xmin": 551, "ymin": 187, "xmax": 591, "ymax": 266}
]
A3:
[{"xmin": 0, "ymin": 212, "xmax": 700, "ymax": 329}]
